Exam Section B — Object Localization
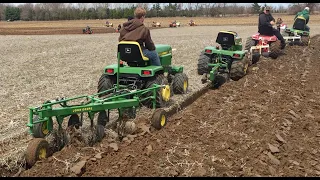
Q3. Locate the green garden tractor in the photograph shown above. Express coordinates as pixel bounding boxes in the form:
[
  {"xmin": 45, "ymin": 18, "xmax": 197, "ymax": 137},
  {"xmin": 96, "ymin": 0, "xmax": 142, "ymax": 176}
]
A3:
[
  {"xmin": 198, "ymin": 31, "xmax": 250, "ymax": 87},
  {"xmin": 283, "ymin": 16, "xmax": 311, "ymax": 46},
  {"xmin": 25, "ymin": 42, "xmax": 184, "ymax": 167},
  {"xmin": 98, "ymin": 41, "xmax": 189, "ymax": 108}
]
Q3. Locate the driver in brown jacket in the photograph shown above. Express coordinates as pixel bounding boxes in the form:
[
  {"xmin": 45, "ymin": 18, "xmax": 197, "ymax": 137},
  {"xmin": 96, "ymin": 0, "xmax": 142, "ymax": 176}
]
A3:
[{"xmin": 119, "ymin": 7, "xmax": 161, "ymax": 66}]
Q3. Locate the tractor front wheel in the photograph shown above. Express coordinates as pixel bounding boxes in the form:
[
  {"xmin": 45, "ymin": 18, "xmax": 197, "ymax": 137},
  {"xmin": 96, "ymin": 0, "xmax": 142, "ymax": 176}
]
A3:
[
  {"xmin": 230, "ymin": 57, "xmax": 250, "ymax": 81},
  {"xmin": 26, "ymin": 138, "xmax": 50, "ymax": 167},
  {"xmin": 197, "ymin": 51, "xmax": 211, "ymax": 75},
  {"xmin": 172, "ymin": 73, "xmax": 188, "ymax": 94},
  {"xmin": 151, "ymin": 109, "xmax": 167, "ymax": 130},
  {"xmin": 143, "ymin": 74, "xmax": 170, "ymax": 108},
  {"xmin": 269, "ymin": 40, "xmax": 281, "ymax": 59},
  {"xmin": 98, "ymin": 74, "xmax": 114, "ymax": 97}
]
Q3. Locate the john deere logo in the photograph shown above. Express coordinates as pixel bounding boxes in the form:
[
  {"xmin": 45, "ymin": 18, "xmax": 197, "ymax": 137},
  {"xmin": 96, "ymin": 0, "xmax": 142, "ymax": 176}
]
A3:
[
  {"xmin": 125, "ymin": 48, "xmax": 131, "ymax": 53},
  {"xmin": 223, "ymin": 37, "xmax": 228, "ymax": 41}
]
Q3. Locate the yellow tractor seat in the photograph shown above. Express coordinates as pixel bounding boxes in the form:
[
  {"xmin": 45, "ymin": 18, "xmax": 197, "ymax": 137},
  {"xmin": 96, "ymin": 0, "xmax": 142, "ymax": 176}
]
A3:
[{"xmin": 118, "ymin": 41, "xmax": 150, "ymax": 67}]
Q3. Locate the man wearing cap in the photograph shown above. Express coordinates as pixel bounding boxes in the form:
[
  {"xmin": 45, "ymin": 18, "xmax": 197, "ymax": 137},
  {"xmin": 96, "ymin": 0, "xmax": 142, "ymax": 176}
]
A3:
[
  {"xmin": 119, "ymin": 7, "xmax": 161, "ymax": 66},
  {"xmin": 258, "ymin": 6, "xmax": 286, "ymax": 49},
  {"xmin": 295, "ymin": 7, "xmax": 310, "ymax": 31}
]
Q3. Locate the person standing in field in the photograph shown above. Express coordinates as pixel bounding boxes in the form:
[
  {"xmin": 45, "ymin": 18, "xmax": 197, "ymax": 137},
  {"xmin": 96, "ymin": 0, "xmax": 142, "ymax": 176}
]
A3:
[{"xmin": 119, "ymin": 7, "xmax": 161, "ymax": 66}]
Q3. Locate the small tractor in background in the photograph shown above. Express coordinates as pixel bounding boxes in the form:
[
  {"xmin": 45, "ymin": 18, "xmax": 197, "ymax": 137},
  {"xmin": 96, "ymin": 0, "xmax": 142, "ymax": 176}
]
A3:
[
  {"xmin": 198, "ymin": 31, "xmax": 250, "ymax": 87},
  {"xmin": 169, "ymin": 21, "xmax": 181, "ymax": 28},
  {"xmin": 282, "ymin": 16, "xmax": 311, "ymax": 46},
  {"xmin": 82, "ymin": 26, "xmax": 93, "ymax": 34},
  {"xmin": 244, "ymin": 31, "xmax": 282, "ymax": 64},
  {"xmin": 152, "ymin": 21, "xmax": 161, "ymax": 27},
  {"xmin": 105, "ymin": 21, "xmax": 113, "ymax": 27},
  {"xmin": 188, "ymin": 20, "xmax": 196, "ymax": 26}
]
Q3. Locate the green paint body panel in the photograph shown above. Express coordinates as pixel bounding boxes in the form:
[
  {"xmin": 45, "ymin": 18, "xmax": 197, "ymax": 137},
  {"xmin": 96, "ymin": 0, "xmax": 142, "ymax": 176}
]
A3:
[
  {"xmin": 288, "ymin": 28, "xmax": 310, "ymax": 36},
  {"xmin": 103, "ymin": 44, "xmax": 183, "ymax": 77},
  {"xmin": 204, "ymin": 46, "xmax": 246, "ymax": 59}
]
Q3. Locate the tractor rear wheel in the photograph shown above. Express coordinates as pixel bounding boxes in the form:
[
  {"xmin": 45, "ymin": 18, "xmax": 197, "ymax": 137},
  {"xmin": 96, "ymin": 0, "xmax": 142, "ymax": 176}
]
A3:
[
  {"xmin": 197, "ymin": 51, "xmax": 211, "ymax": 75},
  {"xmin": 245, "ymin": 37, "xmax": 256, "ymax": 51},
  {"xmin": 26, "ymin": 138, "xmax": 50, "ymax": 167},
  {"xmin": 301, "ymin": 36, "xmax": 310, "ymax": 46},
  {"xmin": 172, "ymin": 73, "xmax": 188, "ymax": 94},
  {"xmin": 143, "ymin": 74, "xmax": 170, "ymax": 108},
  {"xmin": 269, "ymin": 40, "xmax": 281, "ymax": 59},
  {"xmin": 98, "ymin": 74, "xmax": 114, "ymax": 97},
  {"xmin": 151, "ymin": 109, "xmax": 167, "ymax": 130},
  {"xmin": 230, "ymin": 57, "xmax": 250, "ymax": 81}
]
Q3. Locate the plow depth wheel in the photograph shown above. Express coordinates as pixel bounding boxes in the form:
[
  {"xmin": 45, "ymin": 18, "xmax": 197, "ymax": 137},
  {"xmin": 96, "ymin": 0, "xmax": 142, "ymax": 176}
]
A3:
[
  {"xmin": 172, "ymin": 73, "xmax": 189, "ymax": 94},
  {"xmin": 151, "ymin": 109, "xmax": 167, "ymax": 130},
  {"xmin": 26, "ymin": 138, "xmax": 50, "ymax": 167},
  {"xmin": 33, "ymin": 116, "xmax": 52, "ymax": 138},
  {"xmin": 269, "ymin": 40, "xmax": 281, "ymax": 59}
]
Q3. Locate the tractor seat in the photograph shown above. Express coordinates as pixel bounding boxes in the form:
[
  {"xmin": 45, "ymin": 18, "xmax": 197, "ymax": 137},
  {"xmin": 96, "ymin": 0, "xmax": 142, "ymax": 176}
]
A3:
[
  {"xmin": 216, "ymin": 31, "xmax": 236, "ymax": 50},
  {"xmin": 118, "ymin": 41, "xmax": 149, "ymax": 67},
  {"xmin": 293, "ymin": 16, "xmax": 306, "ymax": 31}
]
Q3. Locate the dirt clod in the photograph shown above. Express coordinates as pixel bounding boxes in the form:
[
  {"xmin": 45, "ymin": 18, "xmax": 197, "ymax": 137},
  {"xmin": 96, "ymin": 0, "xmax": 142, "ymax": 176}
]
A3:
[
  {"xmin": 70, "ymin": 160, "xmax": 86, "ymax": 175},
  {"xmin": 268, "ymin": 143, "xmax": 280, "ymax": 153}
]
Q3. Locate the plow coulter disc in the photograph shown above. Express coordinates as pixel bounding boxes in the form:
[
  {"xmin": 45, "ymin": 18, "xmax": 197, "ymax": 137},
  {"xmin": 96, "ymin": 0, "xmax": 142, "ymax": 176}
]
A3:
[
  {"xmin": 26, "ymin": 138, "xmax": 50, "ymax": 167},
  {"xmin": 68, "ymin": 114, "xmax": 81, "ymax": 129},
  {"xmin": 97, "ymin": 110, "xmax": 109, "ymax": 127}
]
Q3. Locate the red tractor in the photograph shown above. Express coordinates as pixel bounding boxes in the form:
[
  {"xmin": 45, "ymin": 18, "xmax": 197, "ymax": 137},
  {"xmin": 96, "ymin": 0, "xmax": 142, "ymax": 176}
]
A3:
[{"xmin": 244, "ymin": 33, "xmax": 282, "ymax": 64}]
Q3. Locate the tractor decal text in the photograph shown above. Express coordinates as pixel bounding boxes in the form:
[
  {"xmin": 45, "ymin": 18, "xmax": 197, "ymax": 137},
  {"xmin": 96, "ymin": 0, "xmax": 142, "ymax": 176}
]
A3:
[{"xmin": 72, "ymin": 107, "xmax": 92, "ymax": 113}]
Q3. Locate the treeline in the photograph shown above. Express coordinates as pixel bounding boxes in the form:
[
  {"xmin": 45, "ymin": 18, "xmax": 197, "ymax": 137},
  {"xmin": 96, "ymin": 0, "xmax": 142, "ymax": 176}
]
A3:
[{"xmin": 0, "ymin": 3, "xmax": 318, "ymax": 21}]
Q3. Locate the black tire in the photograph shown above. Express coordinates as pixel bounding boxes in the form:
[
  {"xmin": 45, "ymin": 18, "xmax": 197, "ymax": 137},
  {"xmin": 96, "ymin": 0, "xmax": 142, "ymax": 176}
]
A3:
[
  {"xmin": 68, "ymin": 114, "xmax": 80, "ymax": 129},
  {"xmin": 143, "ymin": 74, "xmax": 170, "ymax": 108},
  {"xmin": 269, "ymin": 40, "xmax": 281, "ymax": 59},
  {"xmin": 172, "ymin": 73, "xmax": 188, "ymax": 94},
  {"xmin": 197, "ymin": 51, "xmax": 211, "ymax": 75},
  {"xmin": 97, "ymin": 110, "xmax": 108, "ymax": 127},
  {"xmin": 230, "ymin": 57, "xmax": 250, "ymax": 81},
  {"xmin": 151, "ymin": 109, "xmax": 167, "ymax": 130},
  {"xmin": 33, "ymin": 116, "xmax": 52, "ymax": 138},
  {"xmin": 245, "ymin": 36, "xmax": 256, "ymax": 51},
  {"xmin": 213, "ymin": 73, "xmax": 229, "ymax": 89},
  {"xmin": 96, "ymin": 125, "xmax": 105, "ymax": 142},
  {"xmin": 97, "ymin": 74, "xmax": 114, "ymax": 97},
  {"xmin": 26, "ymin": 138, "xmax": 49, "ymax": 167},
  {"xmin": 251, "ymin": 53, "xmax": 261, "ymax": 64},
  {"xmin": 301, "ymin": 36, "xmax": 310, "ymax": 46}
]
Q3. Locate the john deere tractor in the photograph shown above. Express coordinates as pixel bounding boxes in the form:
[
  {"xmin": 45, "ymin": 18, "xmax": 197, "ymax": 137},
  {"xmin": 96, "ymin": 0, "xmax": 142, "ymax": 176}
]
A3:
[
  {"xmin": 282, "ymin": 16, "xmax": 311, "ymax": 46},
  {"xmin": 98, "ymin": 41, "xmax": 189, "ymax": 108},
  {"xmin": 198, "ymin": 31, "xmax": 250, "ymax": 87}
]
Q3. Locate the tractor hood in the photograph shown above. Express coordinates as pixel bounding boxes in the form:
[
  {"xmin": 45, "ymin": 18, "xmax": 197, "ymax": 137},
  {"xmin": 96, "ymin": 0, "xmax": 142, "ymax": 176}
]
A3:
[{"xmin": 155, "ymin": 44, "xmax": 172, "ymax": 54}]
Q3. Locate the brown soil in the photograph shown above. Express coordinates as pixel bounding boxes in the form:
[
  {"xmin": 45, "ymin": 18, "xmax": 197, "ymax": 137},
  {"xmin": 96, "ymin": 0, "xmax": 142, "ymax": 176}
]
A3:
[{"xmin": 18, "ymin": 35, "xmax": 320, "ymax": 177}]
